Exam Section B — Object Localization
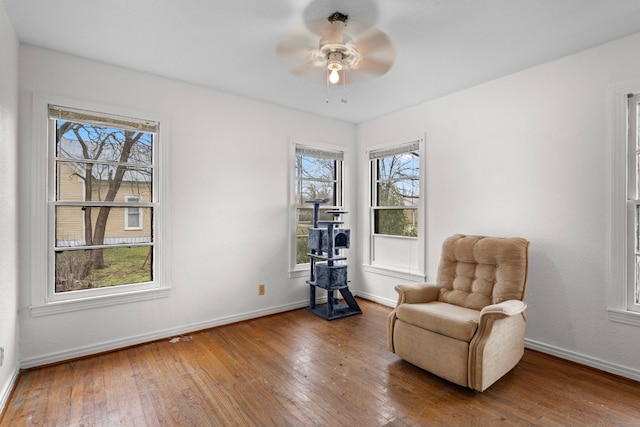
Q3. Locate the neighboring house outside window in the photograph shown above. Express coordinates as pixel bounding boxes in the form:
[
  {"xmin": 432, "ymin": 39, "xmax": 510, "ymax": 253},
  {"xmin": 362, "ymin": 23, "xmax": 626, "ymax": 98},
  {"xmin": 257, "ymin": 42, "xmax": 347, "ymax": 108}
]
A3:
[
  {"xmin": 50, "ymin": 104, "xmax": 157, "ymax": 297},
  {"xmin": 366, "ymin": 138, "xmax": 425, "ymax": 279},
  {"xmin": 291, "ymin": 142, "xmax": 344, "ymax": 271}
]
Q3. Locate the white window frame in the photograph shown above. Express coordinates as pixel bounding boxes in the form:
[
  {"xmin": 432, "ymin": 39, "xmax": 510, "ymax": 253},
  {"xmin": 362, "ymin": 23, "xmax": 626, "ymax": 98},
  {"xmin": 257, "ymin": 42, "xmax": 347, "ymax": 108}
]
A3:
[
  {"xmin": 364, "ymin": 136, "xmax": 426, "ymax": 281},
  {"xmin": 124, "ymin": 195, "xmax": 143, "ymax": 230},
  {"xmin": 289, "ymin": 139, "xmax": 346, "ymax": 277},
  {"xmin": 608, "ymin": 83, "xmax": 640, "ymax": 326},
  {"xmin": 28, "ymin": 94, "xmax": 171, "ymax": 316}
]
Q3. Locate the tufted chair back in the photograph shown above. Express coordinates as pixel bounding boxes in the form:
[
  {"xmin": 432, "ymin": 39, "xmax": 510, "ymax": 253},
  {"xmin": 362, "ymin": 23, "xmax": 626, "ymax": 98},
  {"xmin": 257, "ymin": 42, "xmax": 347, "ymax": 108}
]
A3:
[{"xmin": 436, "ymin": 234, "xmax": 529, "ymax": 310}]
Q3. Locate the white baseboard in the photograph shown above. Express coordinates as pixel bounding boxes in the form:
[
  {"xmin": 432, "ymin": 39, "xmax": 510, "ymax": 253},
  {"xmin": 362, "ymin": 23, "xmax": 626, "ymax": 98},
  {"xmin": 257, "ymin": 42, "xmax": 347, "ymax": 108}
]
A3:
[
  {"xmin": 20, "ymin": 299, "xmax": 313, "ymax": 369},
  {"xmin": 0, "ymin": 365, "xmax": 20, "ymax": 417},
  {"xmin": 355, "ymin": 290, "xmax": 396, "ymax": 308},
  {"xmin": 525, "ymin": 338, "xmax": 640, "ymax": 382}
]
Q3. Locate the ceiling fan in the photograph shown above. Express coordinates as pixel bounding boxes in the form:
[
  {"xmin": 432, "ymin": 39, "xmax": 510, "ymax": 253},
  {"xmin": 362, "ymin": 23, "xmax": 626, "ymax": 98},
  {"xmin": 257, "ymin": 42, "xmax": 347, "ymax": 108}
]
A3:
[{"xmin": 276, "ymin": 11, "xmax": 396, "ymax": 86}]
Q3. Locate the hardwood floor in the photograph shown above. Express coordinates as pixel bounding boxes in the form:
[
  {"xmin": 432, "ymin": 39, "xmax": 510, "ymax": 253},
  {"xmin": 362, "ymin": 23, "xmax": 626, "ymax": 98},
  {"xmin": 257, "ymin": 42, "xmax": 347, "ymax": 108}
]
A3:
[{"xmin": 2, "ymin": 299, "xmax": 639, "ymax": 426}]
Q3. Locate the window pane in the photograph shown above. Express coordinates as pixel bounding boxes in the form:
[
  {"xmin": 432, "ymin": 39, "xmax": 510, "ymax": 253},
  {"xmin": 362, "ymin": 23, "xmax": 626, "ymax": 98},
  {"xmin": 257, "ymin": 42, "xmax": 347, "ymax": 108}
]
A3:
[
  {"xmin": 55, "ymin": 246, "xmax": 152, "ymax": 293},
  {"xmin": 636, "ymin": 105, "xmax": 640, "ymax": 151},
  {"xmin": 299, "ymin": 156, "xmax": 335, "ymax": 179},
  {"xmin": 375, "ymin": 151, "xmax": 419, "ymax": 208},
  {"xmin": 295, "ymin": 205, "xmax": 344, "ymax": 264},
  {"xmin": 376, "ymin": 152, "xmax": 419, "ymax": 180},
  {"xmin": 56, "ymin": 162, "xmax": 151, "ymax": 202},
  {"xmin": 636, "ymin": 153, "xmax": 640, "ymax": 199},
  {"xmin": 56, "ymin": 124, "xmax": 153, "ymax": 166},
  {"xmin": 295, "ymin": 155, "xmax": 337, "ymax": 205},
  {"xmin": 374, "ymin": 208, "xmax": 418, "ymax": 237},
  {"xmin": 636, "ymin": 205, "xmax": 640, "ymax": 253},
  {"xmin": 55, "ymin": 206, "xmax": 152, "ymax": 247},
  {"xmin": 296, "ymin": 207, "xmax": 340, "ymax": 235},
  {"xmin": 293, "ymin": 146, "xmax": 343, "ymax": 266},
  {"xmin": 636, "ymin": 255, "xmax": 640, "ymax": 304},
  {"xmin": 376, "ymin": 179, "xmax": 419, "ymax": 206},
  {"xmin": 296, "ymin": 236, "xmax": 309, "ymax": 264},
  {"xmin": 298, "ymin": 179, "xmax": 336, "ymax": 204},
  {"xmin": 296, "ymin": 207, "xmax": 313, "ymax": 236}
]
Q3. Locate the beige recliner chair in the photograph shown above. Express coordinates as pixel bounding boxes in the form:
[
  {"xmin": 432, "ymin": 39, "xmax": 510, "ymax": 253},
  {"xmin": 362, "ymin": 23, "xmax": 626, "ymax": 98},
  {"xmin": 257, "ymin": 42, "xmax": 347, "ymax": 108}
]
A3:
[{"xmin": 387, "ymin": 234, "xmax": 530, "ymax": 391}]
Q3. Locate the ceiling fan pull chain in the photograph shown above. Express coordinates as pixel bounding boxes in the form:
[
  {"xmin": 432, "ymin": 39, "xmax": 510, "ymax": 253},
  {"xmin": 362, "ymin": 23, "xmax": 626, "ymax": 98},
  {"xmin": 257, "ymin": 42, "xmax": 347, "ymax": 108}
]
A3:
[
  {"xmin": 326, "ymin": 69, "xmax": 330, "ymax": 103},
  {"xmin": 341, "ymin": 70, "xmax": 348, "ymax": 104}
]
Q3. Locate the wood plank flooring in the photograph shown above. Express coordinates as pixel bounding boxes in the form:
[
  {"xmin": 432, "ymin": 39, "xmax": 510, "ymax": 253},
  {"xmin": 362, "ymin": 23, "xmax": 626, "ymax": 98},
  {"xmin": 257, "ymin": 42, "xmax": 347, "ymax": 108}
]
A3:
[{"xmin": 2, "ymin": 299, "xmax": 640, "ymax": 426}]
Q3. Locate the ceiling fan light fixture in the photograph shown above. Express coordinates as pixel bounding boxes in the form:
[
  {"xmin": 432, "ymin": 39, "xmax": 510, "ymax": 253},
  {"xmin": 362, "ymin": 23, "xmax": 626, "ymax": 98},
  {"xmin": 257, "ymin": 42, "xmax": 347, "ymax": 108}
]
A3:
[
  {"xmin": 276, "ymin": 10, "xmax": 396, "ymax": 89},
  {"xmin": 327, "ymin": 51, "xmax": 343, "ymax": 84},
  {"xmin": 328, "ymin": 68, "xmax": 340, "ymax": 84}
]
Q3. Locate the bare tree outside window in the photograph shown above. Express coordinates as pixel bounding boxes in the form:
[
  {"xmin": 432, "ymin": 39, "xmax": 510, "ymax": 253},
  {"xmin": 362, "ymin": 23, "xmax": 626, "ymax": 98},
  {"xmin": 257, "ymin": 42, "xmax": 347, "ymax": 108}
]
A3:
[{"xmin": 372, "ymin": 147, "xmax": 420, "ymax": 237}]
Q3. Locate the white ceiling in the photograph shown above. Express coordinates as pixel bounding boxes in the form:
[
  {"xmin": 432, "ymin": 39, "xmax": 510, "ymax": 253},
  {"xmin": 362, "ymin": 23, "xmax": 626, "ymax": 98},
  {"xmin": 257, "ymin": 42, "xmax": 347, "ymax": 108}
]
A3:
[{"xmin": 6, "ymin": 0, "xmax": 640, "ymax": 123}]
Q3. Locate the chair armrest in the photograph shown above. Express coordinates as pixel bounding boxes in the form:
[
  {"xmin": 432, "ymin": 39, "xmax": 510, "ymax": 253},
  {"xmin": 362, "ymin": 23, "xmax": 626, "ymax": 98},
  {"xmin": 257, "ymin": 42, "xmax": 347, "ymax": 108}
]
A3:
[
  {"xmin": 480, "ymin": 300, "xmax": 527, "ymax": 319},
  {"xmin": 469, "ymin": 300, "xmax": 528, "ymax": 391},
  {"xmin": 388, "ymin": 283, "xmax": 440, "ymax": 353},
  {"xmin": 394, "ymin": 283, "xmax": 441, "ymax": 306}
]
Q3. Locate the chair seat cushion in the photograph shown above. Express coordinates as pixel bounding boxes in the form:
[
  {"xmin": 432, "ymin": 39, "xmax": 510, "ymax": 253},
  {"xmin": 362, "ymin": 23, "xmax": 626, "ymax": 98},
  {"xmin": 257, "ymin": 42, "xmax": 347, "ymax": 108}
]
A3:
[{"xmin": 395, "ymin": 301, "xmax": 480, "ymax": 342}]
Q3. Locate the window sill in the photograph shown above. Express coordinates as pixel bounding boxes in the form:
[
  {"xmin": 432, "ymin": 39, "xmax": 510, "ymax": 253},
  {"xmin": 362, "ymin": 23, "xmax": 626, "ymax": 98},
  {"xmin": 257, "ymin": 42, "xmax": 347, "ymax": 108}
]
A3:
[
  {"xmin": 608, "ymin": 308, "xmax": 640, "ymax": 327},
  {"xmin": 363, "ymin": 264, "xmax": 426, "ymax": 282},
  {"xmin": 30, "ymin": 287, "xmax": 171, "ymax": 317}
]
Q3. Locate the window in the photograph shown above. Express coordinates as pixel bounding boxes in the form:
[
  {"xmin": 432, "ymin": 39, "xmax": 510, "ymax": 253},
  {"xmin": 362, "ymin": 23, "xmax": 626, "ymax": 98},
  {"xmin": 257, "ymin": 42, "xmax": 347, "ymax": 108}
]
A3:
[
  {"xmin": 370, "ymin": 142, "xmax": 420, "ymax": 237},
  {"xmin": 125, "ymin": 195, "xmax": 143, "ymax": 230},
  {"xmin": 609, "ymin": 84, "xmax": 640, "ymax": 326},
  {"xmin": 50, "ymin": 104, "xmax": 157, "ymax": 296},
  {"xmin": 625, "ymin": 93, "xmax": 640, "ymax": 314},
  {"xmin": 367, "ymin": 138, "xmax": 424, "ymax": 278},
  {"xmin": 292, "ymin": 143, "xmax": 344, "ymax": 269}
]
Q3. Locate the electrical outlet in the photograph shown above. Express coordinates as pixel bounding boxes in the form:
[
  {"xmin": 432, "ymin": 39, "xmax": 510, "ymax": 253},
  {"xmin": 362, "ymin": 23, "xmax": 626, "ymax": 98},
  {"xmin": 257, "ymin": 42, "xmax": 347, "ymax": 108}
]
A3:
[
  {"xmin": 258, "ymin": 284, "xmax": 265, "ymax": 295},
  {"xmin": 0, "ymin": 346, "xmax": 4, "ymax": 367}
]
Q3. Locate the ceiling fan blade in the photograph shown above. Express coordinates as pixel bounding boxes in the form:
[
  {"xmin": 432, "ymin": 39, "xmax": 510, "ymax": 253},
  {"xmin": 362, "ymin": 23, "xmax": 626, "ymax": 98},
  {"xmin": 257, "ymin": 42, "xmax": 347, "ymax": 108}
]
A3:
[
  {"xmin": 276, "ymin": 23, "xmax": 320, "ymax": 73},
  {"xmin": 352, "ymin": 27, "xmax": 395, "ymax": 59},
  {"xmin": 352, "ymin": 57, "xmax": 394, "ymax": 79},
  {"xmin": 276, "ymin": 25, "xmax": 316, "ymax": 52},
  {"xmin": 277, "ymin": 45, "xmax": 315, "ymax": 68},
  {"xmin": 287, "ymin": 61, "xmax": 326, "ymax": 83},
  {"xmin": 346, "ymin": 27, "xmax": 396, "ymax": 83}
]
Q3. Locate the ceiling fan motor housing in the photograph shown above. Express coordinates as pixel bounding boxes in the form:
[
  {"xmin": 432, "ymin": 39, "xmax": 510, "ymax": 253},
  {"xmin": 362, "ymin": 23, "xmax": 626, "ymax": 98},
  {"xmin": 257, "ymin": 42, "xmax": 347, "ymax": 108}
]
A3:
[
  {"xmin": 318, "ymin": 17, "xmax": 360, "ymax": 71},
  {"xmin": 327, "ymin": 51, "xmax": 344, "ymax": 71}
]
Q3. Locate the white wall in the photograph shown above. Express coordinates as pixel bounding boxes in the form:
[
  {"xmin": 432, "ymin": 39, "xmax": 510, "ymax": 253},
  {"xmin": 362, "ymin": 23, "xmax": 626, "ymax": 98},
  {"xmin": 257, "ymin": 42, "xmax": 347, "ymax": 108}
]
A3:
[
  {"xmin": 13, "ymin": 23, "xmax": 640, "ymax": 383},
  {"xmin": 356, "ymin": 32, "xmax": 640, "ymax": 379},
  {"xmin": 17, "ymin": 46, "xmax": 356, "ymax": 366},
  {"xmin": 0, "ymin": 1, "xmax": 20, "ymax": 412}
]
